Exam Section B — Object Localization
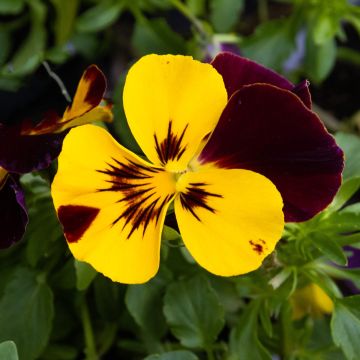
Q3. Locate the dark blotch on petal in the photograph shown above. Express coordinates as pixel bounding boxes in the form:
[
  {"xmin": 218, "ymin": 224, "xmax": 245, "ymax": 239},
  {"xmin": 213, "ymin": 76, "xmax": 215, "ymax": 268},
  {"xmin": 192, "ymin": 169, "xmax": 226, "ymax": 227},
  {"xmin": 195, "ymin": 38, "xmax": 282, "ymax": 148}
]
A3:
[
  {"xmin": 154, "ymin": 121, "xmax": 188, "ymax": 165},
  {"xmin": 58, "ymin": 205, "xmax": 100, "ymax": 243},
  {"xmin": 249, "ymin": 239, "xmax": 266, "ymax": 255},
  {"xmin": 199, "ymin": 84, "xmax": 344, "ymax": 222},
  {"xmin": 211, "ymin": 52, "xmax": 312, "ymax": 108},
  {"xmin": 0, "ymin": 175, "xmax": 28, "ymax": 248},
  {"xmin": 179, "ymin": 182, "xmax": 222, "ymax": 221},
  {"xmin": 82, "ymin": 65, "xmax": 106, "ymax": 108},
  {"xmin": 0, "ymin": 123, "xmax": 66, "ymax": 173}
]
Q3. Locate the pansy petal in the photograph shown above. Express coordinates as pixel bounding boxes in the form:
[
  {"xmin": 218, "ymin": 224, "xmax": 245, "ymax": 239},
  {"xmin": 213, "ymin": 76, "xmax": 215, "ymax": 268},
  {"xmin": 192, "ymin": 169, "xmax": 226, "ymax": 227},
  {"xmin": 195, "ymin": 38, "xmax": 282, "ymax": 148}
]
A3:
[
  {"xmin": 211, "ymin": 52, "xmax": 312, "ymax": 108},
  {"xmin": 63, "ymin": 65, "xmax": 107, "ymax": 121},
  {"xmin": 123, "ymin": 54, "xmax": 227, "ymax": 171},
  {"xmin": 58, "ymin": 103, "xmax": 113, "ymax": 132},
  {"xmin": 51, "ymin": 125, "xmax": 176, "ymax": 284},
  {"xmin": 174, "ymin": 168, "xmax": 284, "ymax": 276},
  {"xmin": 0, "ymin": 123, "xmax": 66, "ymax": 173},
  {"xmin": 0, "ymin": 175, "xmax": 28, "ymax": 248},
  {"xmin": 199, "ymin": 84, "xmax": 344, "ymax": 222}
]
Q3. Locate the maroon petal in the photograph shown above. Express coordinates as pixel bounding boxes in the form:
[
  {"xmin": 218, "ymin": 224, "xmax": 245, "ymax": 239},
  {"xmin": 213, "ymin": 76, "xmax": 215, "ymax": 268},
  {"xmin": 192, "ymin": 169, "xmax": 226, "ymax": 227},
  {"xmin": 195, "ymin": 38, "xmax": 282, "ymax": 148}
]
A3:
[
  {"xmin": 0, "ymin": 175, "xmax": 28, "ymax": 248},
  {"xmin": 0, "ymin": 123, "xmax": 66, "ymax": 174},
  {"xmin": 199, "ymin": 84, "xmax": 344, "ymax": 222},
  {"xmin": 211, "ymin": 52, "xmax": 312, "ymax": 108}
]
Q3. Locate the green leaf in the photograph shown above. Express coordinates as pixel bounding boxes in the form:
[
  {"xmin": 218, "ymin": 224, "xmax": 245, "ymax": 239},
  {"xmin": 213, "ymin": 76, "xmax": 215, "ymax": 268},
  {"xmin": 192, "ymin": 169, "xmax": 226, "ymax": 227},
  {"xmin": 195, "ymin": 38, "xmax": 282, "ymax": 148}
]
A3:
[
  {"xmin": 163, "ymin": 275, "xmax": 224, "ymax": 349},
  {"xmin": 162, "ymin": 225, "xmax": 181, "ymax": 242},
  {"xmin": 312, "ymin": 14, "xmax": 336, "ymax": 45},
  {"xmin": 94, "ymin": 275, "xmax": 123, "ymax": 321},
  {"xmin": 50, "ymin": 0, "xmax": 79, "ymax": 45},
  {"xmin": 323, "ymin": 203, "xmax": 360, "ymax": 233},
  {"xmin": 228, "ymin": 300, "xmax": 271, "ymax": 360},
  {"xmin": 313, "ymin": 235, "xmax": 348, "ymax": 266},
  {"xmin": 304, "ymin": 35, "xmax": 336, "ymax": 83},
  {"xmin": 186, "ymin": 0, "xmax": 205, "ymax": 16},
  {"xmin": 21, "ymin": 174, "xmax": 63, "ymax": 267},
  {"xmin": 0, "ymin": 30, "xmax": 11, "ymax": 67},
  {"xmin": 135, "ymin": 0, "xmax": 172, "ymax": 11},
  {"xmin": 307, "ymin": 0, "xmax": 348, "ymax": 45},
  {"xmin": 41, "ymin": 344, "xmax": 78, "ymax": 360},
  {"xmin": 69, "ymin": 32, "xmax": 100, "ymax": 60},
  {"xmin": 76, "ymin": 0, "xmax": 123, "ymax": 33},
  {"xmin": 242, "ymin": 19, "xmax": 295, "ymax": 72},
  {"xmin": 74, "ymin": 260, "xmax": 97, "ymax": 291},
  {"xmin": 0, "ymin": 0, "xmax": 24, "ymax": 14},
  {"xmin": 331, "ymin": 177, "xmax": 360, "ymax": 210},
  {"xmin": 132, "ymin": 18, "xmax": 187, "ymax": 56},
  {"xmin": 125, "ymin": 268, "xmax": 171, "ymax": 339},
  {"xmin": 0, "ymin": 341, "xmax": 19, "ymax": 360},
  {"xmin": 210, "ymin": 0, "xmax": 244, "ymax": 32},
  {"xmin": 25, "ymin": 195, "xmax": 63, "ymax": 266},
  {"xmin": 0, "ymin": 268, "xmax": 54, "ymax": 360},
  {"xmin": 318, "ymin": 264, "xmax": 360, "ymax": 288},
  {"xmin": 145, "ymin": 350, "xmax": 199, "ymax": 360},
  {"xmin": 331, "ymin": 296, "xmax": 360, "ymax": 360},
  {"xmin": 305, "ymin": 269, "xmax": 342, "ymax": 299},
  {"xmin": 2, "ymin": 0, "xmax": 46, "ymax": 76},
  {"xmin": 335, "ymin": 132, "xmax": 360, "ymax": 181}
]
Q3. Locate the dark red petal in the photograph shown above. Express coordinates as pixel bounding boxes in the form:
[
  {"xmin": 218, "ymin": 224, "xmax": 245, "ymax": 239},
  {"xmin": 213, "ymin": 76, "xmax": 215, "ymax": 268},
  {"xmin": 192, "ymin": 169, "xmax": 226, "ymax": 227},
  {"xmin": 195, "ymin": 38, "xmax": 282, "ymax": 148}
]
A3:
[
  {"xmin": 0, "ymin": 123, "xmax": 66, "ymax": 174},
  {"xmin": 83, "ymin": 65, "xmax": 107, "ymax": 107},
  {"xmin": 199, "ymin": 84, "xmax": 344, "ymax": 222},
  {"xmin": 0, "ymin": 175, "xmax": 28, "ymax": 248},
  {"xmin": 211, "ymin": 52, "xmax": 312, "ymax": 108},
  {"xmin": 58, "ymin": 205, "xmax": 100, "ymax": 243},
  {"xmin": 64, "ymin": 65, "xmax": 107, "ymax": 119}
]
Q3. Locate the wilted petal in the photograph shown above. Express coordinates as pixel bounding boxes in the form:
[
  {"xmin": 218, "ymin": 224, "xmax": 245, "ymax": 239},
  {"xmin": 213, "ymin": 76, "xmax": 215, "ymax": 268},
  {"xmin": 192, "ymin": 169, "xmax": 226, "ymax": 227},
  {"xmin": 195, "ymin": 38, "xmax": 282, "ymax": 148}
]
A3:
[
  {"xmin": 211, "ymin": 52, "xmax": 312, "ymax": 108},
  {"xmin": 199, "ymin": 84, "xmax": 343, "ymax": 222},
  {"xmin": 0, "ymin": 175, "xmax": 28, "ymax": 248}
]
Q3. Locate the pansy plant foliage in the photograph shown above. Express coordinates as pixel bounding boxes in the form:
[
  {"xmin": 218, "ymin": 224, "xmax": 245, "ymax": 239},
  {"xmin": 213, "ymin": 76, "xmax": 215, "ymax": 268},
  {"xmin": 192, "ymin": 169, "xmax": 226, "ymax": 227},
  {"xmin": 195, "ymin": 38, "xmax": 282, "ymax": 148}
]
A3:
[
  {"xmin": 0, "ymin": 65, "xmax": 112, "ymax": 248},
  {"xmin": 52, "ymin": 53, "xmax": 343, "ymax": 284}
]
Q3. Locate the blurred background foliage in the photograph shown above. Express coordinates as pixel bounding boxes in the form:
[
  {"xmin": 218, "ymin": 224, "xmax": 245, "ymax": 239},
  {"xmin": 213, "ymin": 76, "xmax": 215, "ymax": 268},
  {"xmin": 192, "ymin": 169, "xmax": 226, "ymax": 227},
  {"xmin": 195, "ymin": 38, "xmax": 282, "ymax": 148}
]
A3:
[{"xmin": 2, "ymin": 0, "xmax": 360, "ymax": 359}]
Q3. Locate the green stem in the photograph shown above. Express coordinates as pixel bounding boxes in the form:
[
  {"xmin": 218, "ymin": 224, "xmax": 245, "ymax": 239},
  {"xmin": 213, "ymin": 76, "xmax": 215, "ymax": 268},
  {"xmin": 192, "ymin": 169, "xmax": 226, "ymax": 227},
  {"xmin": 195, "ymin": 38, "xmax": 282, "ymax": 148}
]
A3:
[
  {"xmin": 81, "ymin": 297, "xmax": 98, "ymax": 360},
  {"xmin": 42, "ymin": 61, "xmax": 71, "ymax": 103},
  {"xmin": 206, "ymin": 347, "xmax": 216, "ymax": 360}
]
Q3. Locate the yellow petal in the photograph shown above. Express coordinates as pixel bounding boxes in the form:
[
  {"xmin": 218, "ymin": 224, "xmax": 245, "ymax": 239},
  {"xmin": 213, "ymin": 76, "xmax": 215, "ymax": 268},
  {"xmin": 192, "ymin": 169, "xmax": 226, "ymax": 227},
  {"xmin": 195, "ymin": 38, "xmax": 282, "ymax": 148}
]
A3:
[
  {"xmin": 291, "ymin": 283, "xmax": 334, "ymax": 320},
  {"xmin": 51, "ymin": 125, "xmax": 175, "ymax": 284},
  {"xmin": 23, "ymin": 66, "xmax": 113, "ymax": 136},
  {"xmin": 63, "ymin": 65, "xmax": 107, "ymax": 121},
  {"xmin": 174, "ymin": 168, "xmax": 284, "ymax": 276},
  {"xmin": 59, "ymin": 103, "xmax": 113, "ymax": 132},
  {"xmin": 123, "ymin": 54, "xmax": 227, "ymax": 171}
]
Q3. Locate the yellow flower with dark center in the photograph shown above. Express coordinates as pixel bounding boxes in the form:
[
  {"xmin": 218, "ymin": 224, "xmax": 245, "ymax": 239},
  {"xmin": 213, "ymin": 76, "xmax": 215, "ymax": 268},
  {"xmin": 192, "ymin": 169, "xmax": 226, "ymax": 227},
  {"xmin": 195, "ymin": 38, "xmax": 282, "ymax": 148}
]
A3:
[
  {"xmin": 51, "ymin": 53, "xmax": 343, "ymax": 284},
  {"xmin": 51, "ymin": 55, "xmax": 283, "ymax": 283}
]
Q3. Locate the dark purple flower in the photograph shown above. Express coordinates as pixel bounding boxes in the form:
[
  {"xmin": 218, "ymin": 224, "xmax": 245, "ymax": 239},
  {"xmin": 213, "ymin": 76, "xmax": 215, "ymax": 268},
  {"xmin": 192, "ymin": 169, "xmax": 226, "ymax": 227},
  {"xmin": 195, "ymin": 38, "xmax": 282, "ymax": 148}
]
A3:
[
  {"xmin": 204, "ymin": 41, "xmax": 241, "ymax": 63},
  {"xmin": 199, "ymin": 52, "xmax": 344, "ymax": 222},
  {"xmin": 0, "ymin": 65, "xmax": 112, "ymax": 248},
  {"xmin": 0, "ymin": 174, "xmax": 28, "ymax": 249}
]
